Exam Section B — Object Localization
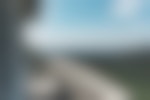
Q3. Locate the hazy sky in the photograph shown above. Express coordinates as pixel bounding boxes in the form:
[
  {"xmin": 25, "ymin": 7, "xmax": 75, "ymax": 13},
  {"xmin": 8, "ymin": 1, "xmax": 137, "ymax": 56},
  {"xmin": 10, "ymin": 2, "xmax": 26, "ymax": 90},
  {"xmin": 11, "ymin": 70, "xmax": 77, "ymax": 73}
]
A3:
[
  {"xmin": 25, "ymin": 0, "xmax": 150, "ymax": 51},
  {"xmin": 37, "ymin": 0, "xmax": 150, "ymax": 34}
]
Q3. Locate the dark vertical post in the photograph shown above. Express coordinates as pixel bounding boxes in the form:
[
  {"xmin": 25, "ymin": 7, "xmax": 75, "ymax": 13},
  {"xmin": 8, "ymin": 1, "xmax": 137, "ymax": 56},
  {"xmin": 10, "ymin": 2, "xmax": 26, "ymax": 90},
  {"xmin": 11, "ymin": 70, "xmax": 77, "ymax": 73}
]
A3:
[
  {"xmin": 0, "ymin": 0, "xmax": 36, "ymax": 100},
  {"xmin": 0, "ymin": 0, "xmax": 24, "ymax": 100}
]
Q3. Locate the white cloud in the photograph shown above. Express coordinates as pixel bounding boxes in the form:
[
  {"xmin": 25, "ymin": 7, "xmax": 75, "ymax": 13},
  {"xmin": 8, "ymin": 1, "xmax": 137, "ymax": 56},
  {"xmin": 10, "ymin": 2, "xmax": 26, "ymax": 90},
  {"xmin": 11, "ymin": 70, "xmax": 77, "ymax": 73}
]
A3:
[{"xmin": 113, "ymin": 0, "xmax": 142, "ymax": 19}]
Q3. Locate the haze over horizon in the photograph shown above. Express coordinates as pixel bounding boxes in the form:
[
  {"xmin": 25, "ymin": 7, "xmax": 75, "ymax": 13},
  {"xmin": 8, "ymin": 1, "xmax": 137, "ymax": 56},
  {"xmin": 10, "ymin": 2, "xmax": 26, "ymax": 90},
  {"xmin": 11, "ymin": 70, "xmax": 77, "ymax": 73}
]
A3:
[{"xmin": 23, "ymin": 0, "xmax": 150, "ymax": 53}]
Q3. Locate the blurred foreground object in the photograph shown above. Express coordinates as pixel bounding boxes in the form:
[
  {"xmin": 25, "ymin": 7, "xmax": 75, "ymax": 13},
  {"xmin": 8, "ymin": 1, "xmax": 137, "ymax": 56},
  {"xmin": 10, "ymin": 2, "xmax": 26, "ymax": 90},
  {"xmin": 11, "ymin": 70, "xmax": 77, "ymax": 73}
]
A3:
[
  {"xmin": 27, "ymin": 54, "xmax": 133, "ymax": 100},
  {"xmin": 0, "ymin": 0, "xmax": 36, "ymax": 100}
]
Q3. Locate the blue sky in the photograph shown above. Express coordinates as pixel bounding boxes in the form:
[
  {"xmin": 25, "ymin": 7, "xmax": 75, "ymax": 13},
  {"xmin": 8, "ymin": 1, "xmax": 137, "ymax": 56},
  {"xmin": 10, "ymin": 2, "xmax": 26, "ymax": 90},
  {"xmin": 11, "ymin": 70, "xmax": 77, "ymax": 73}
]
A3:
[
  {"xmin": 36, "ymin": 0, "xmax": 150, "ymax": 34},
  {"xmin": 25, "ymin": 0, "xmax": 150, "ymax": 52}
]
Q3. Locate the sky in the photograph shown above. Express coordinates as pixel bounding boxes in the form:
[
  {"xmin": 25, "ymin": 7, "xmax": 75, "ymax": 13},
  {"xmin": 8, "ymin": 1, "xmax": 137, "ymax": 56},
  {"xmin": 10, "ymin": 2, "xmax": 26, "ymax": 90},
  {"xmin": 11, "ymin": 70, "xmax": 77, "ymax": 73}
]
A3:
[
  {"xmin": 37, "ymin": 0, "xmax": 150, "ymax": 33},
  {"xmin": 25, "ymin": 0, "xmax": 150, "ymax": 52}
]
